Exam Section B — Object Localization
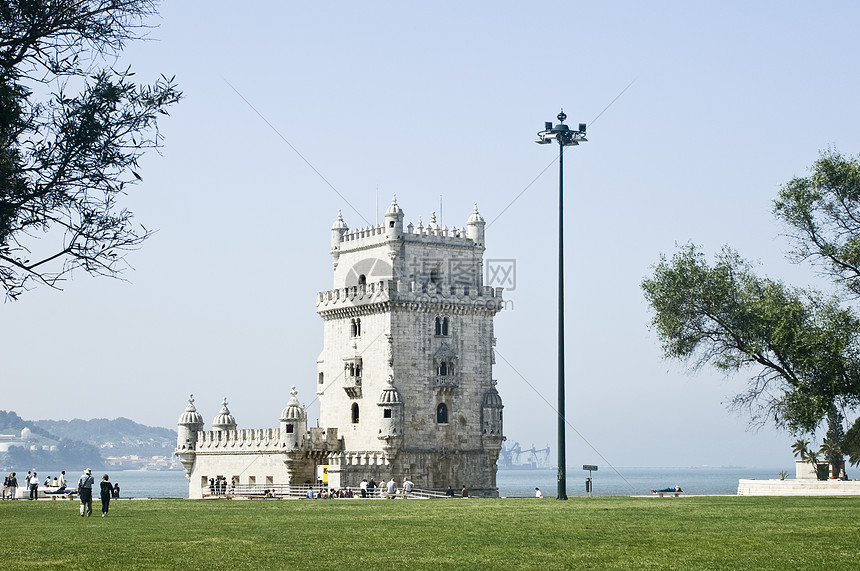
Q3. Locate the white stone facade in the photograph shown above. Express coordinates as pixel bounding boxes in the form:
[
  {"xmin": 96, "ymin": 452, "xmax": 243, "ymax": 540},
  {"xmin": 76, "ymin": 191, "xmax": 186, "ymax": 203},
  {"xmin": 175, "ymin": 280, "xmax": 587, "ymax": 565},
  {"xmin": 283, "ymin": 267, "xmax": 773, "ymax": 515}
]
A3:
[{"xmin": 176, "ymin": 197, "xmax": 504, "ymax": 498}]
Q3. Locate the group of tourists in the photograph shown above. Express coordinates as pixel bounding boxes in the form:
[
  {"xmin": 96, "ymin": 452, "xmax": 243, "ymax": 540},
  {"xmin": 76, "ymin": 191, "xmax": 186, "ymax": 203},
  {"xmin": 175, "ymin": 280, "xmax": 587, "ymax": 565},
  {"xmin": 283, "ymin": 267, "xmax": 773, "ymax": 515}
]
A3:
[
  {"xmin": 208, "ymin": 476, "xmax": 231, "ymax": 495},
  {"xmin": 307, "ymin": 487, "xmax": 357, "ymax": 499},
  {"xmin": 2, "ymin": 469, "xmax": 70, "ymax": 499},
  {"xmin": 3, "ymin": 467, "xmax": 120, "ymax": 518}
]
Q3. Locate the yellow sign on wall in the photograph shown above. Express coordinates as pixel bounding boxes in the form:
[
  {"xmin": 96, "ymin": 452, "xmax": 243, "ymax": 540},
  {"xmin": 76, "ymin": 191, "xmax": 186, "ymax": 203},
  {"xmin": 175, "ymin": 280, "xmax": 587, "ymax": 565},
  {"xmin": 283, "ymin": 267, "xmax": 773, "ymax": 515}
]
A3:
[{"xmin": 317, "ymin": 465, "xmax": 328, "ymax": 483}]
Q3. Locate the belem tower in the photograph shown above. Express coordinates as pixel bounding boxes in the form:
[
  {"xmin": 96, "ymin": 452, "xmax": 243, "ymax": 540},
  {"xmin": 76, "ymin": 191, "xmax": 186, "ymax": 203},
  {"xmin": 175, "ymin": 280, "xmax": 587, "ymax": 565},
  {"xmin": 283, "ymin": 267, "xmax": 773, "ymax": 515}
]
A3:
[{"xmin": 175, "ymin": 196, "xmax": 505, "ymax": 497}]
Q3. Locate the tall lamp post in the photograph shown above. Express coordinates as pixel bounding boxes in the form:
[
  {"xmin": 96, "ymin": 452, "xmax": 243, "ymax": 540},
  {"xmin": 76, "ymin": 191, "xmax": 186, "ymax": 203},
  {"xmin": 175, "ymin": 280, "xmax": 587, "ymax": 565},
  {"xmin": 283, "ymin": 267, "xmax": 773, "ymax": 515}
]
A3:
[{"xmin": 536, "ymin": 110, "xmax": 587, "ymax": 500}]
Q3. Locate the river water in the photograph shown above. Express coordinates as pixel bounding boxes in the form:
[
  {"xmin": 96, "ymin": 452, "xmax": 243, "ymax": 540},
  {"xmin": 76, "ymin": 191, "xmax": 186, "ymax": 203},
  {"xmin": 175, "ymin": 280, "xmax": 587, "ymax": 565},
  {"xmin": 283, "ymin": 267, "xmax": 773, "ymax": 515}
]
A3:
[{"xmin": 99, "ymin": 466, "xmax": 785, "ymax": 498}]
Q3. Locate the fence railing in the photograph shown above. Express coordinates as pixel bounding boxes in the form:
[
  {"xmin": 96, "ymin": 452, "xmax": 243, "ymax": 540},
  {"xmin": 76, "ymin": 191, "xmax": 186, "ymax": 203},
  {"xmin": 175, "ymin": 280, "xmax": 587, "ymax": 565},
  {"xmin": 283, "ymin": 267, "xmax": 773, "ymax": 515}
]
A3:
[{"xmin": 209, "ymin": 483, "xmax": 451, "ymax": 499}]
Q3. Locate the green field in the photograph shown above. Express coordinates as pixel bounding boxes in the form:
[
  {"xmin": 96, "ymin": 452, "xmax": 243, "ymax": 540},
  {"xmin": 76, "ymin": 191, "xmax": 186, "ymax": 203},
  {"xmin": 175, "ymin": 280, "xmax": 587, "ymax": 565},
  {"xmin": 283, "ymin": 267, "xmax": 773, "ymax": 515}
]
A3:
[{"xmin": 1, "ymin": 496, "xmax": 858, "ymax": 569}]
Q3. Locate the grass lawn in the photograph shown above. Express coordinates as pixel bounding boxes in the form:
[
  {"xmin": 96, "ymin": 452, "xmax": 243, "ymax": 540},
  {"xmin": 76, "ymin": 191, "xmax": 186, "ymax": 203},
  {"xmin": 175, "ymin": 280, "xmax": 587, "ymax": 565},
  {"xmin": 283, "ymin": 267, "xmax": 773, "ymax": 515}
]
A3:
[{"xmin": 1, "ymin": 496, "xmax": 858, "ymax": 569}]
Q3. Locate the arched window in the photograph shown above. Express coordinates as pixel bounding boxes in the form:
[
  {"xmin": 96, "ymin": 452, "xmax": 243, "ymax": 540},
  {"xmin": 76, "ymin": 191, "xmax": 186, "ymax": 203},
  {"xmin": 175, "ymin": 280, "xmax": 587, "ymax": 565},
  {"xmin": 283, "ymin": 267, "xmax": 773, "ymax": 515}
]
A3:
[
  {"xmin": 356, "ymin": 318, "xmax": 361, "ymax": 337},
  {"xmin": 351, "ymin": 403, "xmax": 360, "ymax": 424},
  {"xmin": 442, "ymin": 317, "xmax": 449, "ymax": 336},
  {"xmin": 434, "ymin": 317, "xmax": 441, "ymax": 336},
  {"xmin": 436, "ymin": 403, "xmax": 448, "ymax": 424},
  {"xmin": 439, "ymin": 361, "xmax": 448, "ymax": 376},
  {"xmin": 358, "ymin": 274, "xmax": 366, "ymax": 285},
  {"xmin": 350, "ymin": 319, "xmax": 357, "ymax": 337}
]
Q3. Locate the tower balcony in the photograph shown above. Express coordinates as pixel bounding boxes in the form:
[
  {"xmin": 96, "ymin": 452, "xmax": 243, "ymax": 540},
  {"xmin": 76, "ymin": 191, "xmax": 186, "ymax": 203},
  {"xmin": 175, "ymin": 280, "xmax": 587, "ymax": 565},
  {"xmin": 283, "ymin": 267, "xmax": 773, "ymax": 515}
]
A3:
[
  {"xmin": 344, "ymin": 377, "xmax": 362, "ymax": 399},
  {"xmin": 434, "ymin": 376, "xmax": 458, "ymax": 395}
]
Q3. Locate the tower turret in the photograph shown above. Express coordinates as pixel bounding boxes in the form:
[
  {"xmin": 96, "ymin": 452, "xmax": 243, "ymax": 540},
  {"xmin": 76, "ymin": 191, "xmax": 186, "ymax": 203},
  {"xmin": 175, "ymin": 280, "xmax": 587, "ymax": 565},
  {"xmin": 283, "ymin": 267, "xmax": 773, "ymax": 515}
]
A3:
[
  {"xmin": 481, "ymin": 382, "xmax": 504, "ymax": 438},
  {"xmin": 280, "ymin": 386, "xmax": 307, "ymax": 449},
  {"xmin": 466, "ymin": 203, "xmax": 485, "ymax": 248},
  {"xmin": 211, "ymin": 398, "xmax": 237, "ymax": 433},
  {"xmin": 175, "ymin": 394, "xmax": 205, "ymax": 478},
  {"xmin": 331, "ymin": 210, "xmax": 349, "ymax": 269},
  {"xmin": 384, "ymin": 195, "xmax": 404, "ymax": 238},
  {"xmin": 377, "ymin": 376, "xmax": 403, "ymax": 456}
]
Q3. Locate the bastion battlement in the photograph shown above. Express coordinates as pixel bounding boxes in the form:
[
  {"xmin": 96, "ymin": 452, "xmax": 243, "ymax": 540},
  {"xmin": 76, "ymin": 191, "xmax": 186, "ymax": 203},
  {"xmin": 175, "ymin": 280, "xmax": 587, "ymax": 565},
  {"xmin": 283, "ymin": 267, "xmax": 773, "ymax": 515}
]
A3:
[{"xmin": 316, "ymin": 279, "xmax": 503, "ymax": 313}]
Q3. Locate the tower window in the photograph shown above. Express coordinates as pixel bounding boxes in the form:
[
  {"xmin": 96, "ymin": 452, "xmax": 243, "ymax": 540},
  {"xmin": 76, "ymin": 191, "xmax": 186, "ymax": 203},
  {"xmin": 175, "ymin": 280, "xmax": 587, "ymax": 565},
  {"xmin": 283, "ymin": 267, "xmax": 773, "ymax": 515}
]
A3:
[
  {"xmin": 352, "ymin": 403, "xmax": 360, "ymax": 424},
  {"xmin": 436, "ymin": 403, "xmax": 448, "ymax": 424},
  {"xmin": 437, "ymin": 361, "xmax": 454, "ymax": 377},
  {"xmin": 435, "ymin": 316, "xmax": 449, "ymax": 336},
  {"xmin": 350, "ymin": 318, "xmax": 362, "ymax": 337},
  {"xmin": 358, "ymin": 274, "xmax": 366, "ymax": 285},
  {"xmin": 318, "ymin": 372, "xmax": 324, "ymax": 385},
  {"xmin": 383, "ymin": 408, "xmax": 392, "ymax": 419}
]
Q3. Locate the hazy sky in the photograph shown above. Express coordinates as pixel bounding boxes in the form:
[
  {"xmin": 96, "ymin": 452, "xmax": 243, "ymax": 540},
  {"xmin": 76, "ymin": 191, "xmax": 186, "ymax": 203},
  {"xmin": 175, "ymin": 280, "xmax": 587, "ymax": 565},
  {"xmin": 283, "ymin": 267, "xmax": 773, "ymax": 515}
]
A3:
[{"xmin": 4, "ymin": 1, "xmax": 860, "ymax": 470}]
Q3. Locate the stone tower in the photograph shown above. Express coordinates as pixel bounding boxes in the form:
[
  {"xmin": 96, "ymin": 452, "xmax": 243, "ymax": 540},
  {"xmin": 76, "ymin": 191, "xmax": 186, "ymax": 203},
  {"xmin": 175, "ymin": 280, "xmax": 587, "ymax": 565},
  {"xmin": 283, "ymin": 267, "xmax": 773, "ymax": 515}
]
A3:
[{"xmin": 316, "ymin": 196, "xmax": 504, "ymax": 496}]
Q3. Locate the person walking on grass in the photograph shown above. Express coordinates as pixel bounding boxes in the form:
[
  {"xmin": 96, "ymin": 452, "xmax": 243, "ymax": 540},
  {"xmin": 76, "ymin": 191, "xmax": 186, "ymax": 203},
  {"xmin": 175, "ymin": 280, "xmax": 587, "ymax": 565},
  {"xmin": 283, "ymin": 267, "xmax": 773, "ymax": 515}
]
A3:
[
  {"xmin": 78, "ymin": 468, "xmax": 94, "ymax": 517},
  {"xmin": 7, "ymin": 473, "xmax": 17, "ymax": 499},
  {"xmin": 100, "ymin": 475, "xmax": 112, "ymax": 517}
]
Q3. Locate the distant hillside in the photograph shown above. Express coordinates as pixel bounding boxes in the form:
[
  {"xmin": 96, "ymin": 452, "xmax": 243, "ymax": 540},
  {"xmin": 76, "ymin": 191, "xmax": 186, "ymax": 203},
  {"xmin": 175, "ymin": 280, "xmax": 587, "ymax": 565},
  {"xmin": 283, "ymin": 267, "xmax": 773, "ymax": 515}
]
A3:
[
  {"xmin": 0, "ymin": 410, "xmax": 103, "ymax": 472},
  {"xmin": 33, "ymin": 417, "xmax": 175, "ymax": 457}
]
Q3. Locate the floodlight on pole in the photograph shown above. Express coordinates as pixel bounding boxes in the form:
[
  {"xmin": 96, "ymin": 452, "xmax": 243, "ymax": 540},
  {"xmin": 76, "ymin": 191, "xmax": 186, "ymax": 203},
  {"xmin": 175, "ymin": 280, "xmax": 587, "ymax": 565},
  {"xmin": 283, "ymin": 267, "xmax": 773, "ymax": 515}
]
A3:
[{"xmin": 535, "ymin": 109, "xmax": 587, "ymax": 501}]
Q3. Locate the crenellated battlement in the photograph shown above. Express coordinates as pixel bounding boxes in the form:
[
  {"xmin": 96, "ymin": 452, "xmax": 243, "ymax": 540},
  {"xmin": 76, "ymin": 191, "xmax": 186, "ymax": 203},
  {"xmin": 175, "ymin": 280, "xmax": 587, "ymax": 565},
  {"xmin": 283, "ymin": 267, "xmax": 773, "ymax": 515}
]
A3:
[
  {"xmin": 335, "ymin": 220, "xmax": 476, "ymax": 251},
  {"xmin": 316, "ymin": 279, "xmax": 503, "ymax": 315},
  {"xmin": 326, "ymin": 450, "xmax": 391, "ymax": 468},
  {"xmin": 193, "ymin": 426, "xmax": 342, "ymax": 453},
  {"xmin": 195, "ymin": 428, "xmax": 282, "ymax": 451}
]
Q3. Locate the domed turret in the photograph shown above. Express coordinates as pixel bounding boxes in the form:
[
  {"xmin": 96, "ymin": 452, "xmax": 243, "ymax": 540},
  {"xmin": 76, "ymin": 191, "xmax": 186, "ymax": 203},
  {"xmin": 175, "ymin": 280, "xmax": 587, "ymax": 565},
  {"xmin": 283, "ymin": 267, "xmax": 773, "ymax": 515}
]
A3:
[
  {"xmin": 466, "ymin": 203, "xmax": 485, "ymax": 248},
  {"xmin": 211, "ymin": 398, "xmax": 237, "ymax": 432},
  {"xmin": 378, "ymin": 376, "xmax": 403, "ymax": 454},
  {"xmin": 481, "ymin": 383, "xmax": 504, "ymax": 438},
  {"xmin": 176, "ymin": 394, "xmax": 204, "ymax": 451},
  {"xmin": 175, "ymin": 394, "xmax": 205, "ymax": 478},
  {"xmin": 331, "ymin": 210, "xmax": 349, "ymax": 268},
  {"xmin": 280, "ymin": 386, "xmax": 307, "ymax": 448},
  {"xmin": 384, "ymin": 194, "xmax": 404, "ymax": 237}
]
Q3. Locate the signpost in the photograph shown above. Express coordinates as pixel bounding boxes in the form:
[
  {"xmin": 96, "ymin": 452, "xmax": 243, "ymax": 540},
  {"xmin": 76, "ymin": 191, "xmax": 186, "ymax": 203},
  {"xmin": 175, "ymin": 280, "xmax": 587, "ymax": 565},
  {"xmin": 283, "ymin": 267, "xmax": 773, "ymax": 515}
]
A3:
[{"xmin": 583, "ymin": 465, "xmax": 598, "ymax": 496}]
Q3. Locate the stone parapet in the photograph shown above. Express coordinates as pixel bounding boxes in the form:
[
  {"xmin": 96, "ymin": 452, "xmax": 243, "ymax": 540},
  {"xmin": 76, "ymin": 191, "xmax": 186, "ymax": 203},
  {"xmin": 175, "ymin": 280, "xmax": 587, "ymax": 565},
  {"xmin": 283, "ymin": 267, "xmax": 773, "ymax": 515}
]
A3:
[{"xmin": 316, "ymin": 280, "xmax": 503, "ymax": 317}]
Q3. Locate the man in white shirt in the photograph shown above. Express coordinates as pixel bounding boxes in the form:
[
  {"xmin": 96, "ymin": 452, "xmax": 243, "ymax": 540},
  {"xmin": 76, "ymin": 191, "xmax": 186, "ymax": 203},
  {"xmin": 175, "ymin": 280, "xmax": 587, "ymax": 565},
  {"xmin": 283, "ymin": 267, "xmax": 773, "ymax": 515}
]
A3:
[
  {"xmin": 29, "ymin": 472, "xmax": 39, "ymax": 500},
  {"xmin": 386, "ymin": 477, "xmax": 397, "ymax": 498}
]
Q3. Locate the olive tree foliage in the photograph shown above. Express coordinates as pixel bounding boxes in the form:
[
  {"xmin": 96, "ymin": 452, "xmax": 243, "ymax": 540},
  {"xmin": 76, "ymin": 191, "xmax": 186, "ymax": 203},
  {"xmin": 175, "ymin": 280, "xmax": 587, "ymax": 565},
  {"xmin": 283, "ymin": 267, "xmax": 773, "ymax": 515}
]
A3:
[
  {"xmin": 774, "ymin": 149, "xmax": 860, "ymax": 297},
  {"xmin": 641, "ymin": 151, "xmax": 860, "ymax": 456},
  {"xmin": 0, "ymin": 0, "xmax": 181, "ymax": 300},
  {"xmin": 641, "ymin": 244, "xmax": 860, "ymax": 434}
]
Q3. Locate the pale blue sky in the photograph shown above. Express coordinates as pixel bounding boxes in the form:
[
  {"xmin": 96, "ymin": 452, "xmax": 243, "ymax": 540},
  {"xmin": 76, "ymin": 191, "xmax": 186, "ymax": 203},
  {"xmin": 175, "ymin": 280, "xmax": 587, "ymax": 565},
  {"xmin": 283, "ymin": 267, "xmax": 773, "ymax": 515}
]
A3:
[{"xmin": 4, "ymin": 1, "xmax": 860, "ymax": 469}]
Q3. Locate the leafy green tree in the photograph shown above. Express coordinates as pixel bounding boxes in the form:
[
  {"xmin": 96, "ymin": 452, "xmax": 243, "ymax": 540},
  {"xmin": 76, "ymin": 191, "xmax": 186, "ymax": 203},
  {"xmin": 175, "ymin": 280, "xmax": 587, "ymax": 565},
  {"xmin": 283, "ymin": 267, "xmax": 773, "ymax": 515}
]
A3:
[
  {"xmin": 0, "ymin": 0, "xmax": 180, "ymax": 299},
  {"xmin": 642, "ymin": 150, "xmax": 860, "ymax": 447}
]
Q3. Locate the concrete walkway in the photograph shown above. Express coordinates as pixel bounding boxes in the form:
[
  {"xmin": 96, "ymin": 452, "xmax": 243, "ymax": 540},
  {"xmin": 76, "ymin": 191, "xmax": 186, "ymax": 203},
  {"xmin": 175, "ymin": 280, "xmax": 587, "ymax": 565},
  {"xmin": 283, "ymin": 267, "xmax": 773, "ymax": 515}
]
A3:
[{"xmin": 738, "ymin": 479, "xmax": 860, "ymax": 496}]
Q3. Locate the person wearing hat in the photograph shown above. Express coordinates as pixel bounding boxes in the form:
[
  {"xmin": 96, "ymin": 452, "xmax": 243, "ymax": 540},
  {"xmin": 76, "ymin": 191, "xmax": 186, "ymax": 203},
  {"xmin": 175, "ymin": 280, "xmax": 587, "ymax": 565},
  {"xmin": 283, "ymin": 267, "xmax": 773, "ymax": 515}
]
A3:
[{"xmin": 77, "ymin": 468, "xmax": 95, "ymax": 517}]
